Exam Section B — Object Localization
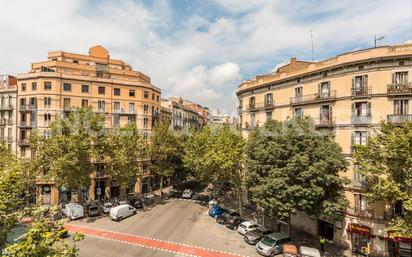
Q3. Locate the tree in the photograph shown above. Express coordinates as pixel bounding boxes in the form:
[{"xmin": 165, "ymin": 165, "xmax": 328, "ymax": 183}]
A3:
[
  {"xmin": 106, "ymin": 124, "xmax": 147, "ymax": 199},
  {"xmin": 184, "ymin": 125, "xmax": 246, "ymax": 213},
  {"xmin": 3, "ymin": 206, "xmax": 84, "ymax": 257},
  {"xmin": 30, "ymin": 108, "xmax": 106, "ymax": 201},
  {"xmin": 245, "ymin": 118, "xmax": 348, "ymax": 234},
  {"xmin": 150, "ymin": 122, "xmax": 182, "ymax": 198},
  {"xmin": 354, "ymin": 121, "xmax": 412, "ymax": 238}
]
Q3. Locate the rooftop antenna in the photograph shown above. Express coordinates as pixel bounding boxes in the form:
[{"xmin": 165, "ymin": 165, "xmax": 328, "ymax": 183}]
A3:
[
  {"xmin": 310, "ymin": 30, "xmax": 314, "ymax": 61},
  {"xmin": 374, "ymin": 35, "xmax": 385, "ymax": 47}
]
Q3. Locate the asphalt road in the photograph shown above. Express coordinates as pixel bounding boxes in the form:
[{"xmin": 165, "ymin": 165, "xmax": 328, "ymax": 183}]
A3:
[{"xmin": 69, "ymin": 198, "xmax": 265, "ymax": 257}]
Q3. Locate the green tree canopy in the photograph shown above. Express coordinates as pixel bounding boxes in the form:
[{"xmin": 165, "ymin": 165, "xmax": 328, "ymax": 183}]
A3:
[
  {"xmin": 354, "ymin": 121, "xmax": 412, "ymax": 238},
  {"xmin": 245, "ymin": 118, "xmax": 348, "ymax": 224}
]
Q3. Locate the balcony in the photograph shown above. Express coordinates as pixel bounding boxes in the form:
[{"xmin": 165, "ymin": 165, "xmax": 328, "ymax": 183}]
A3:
[
  {"xmin": 352, "ymin": 109, "xmax": 371, "ymax": 125},
  {"xmin": 387, "ymin": 114, "xmax": 412, "ymax": 123},
  {"xmin": 315, "ymin": 117, "xmax": 336, "ymax": 128},
  {"xmin": 247, "ymin": 102, "xmax": 275, "ymax": 111},
  {"xmin": 113, "ymin": 108, "xmax": 136, "ymax": 115},
  {"xmin": 352, "ymin": 86, "xmax": 372, "ymax": 98},
  {"xmin": 18, "ymin": 139, "xmax": 30, "ymax": 146},
  {"xmin": 387, "ymin": 83, "xmax": 412, "ymax": 96},
  {"xmin": 346, "ymin": 207, "xmax": 383, "ymax": 220},
  {"xmin": 28, "ymin": 103, "xmax": 37, "ymax": 110},
  {"xmin": 0, "ymin": 104, "xmax": 13, "ymax": 111},
  {"xmin": 290, "ymin": 90, "xmax": 336, "ymax": 106},
  {"xmin": 19, "ymin": 104, "xmax": 30, "ymax": 111},
  {"xmin": 20, "ymin": 121, "xmax": 37, "ymax": 128},
  {"xmin": 0, "ymin": 118, "xmax": 13, "ymax": 126}
]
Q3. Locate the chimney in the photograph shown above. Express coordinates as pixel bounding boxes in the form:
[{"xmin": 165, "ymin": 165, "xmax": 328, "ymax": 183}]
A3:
[{"xmin": 290, "ymin": 57, "xmax": 297, "ymax": 68}]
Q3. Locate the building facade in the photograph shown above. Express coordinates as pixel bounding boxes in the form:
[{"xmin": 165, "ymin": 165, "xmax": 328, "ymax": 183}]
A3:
[
  {"xmin": 17, "ymin": 45, "xmax": 161, "ymax": 205},
  {"xmin": 0, "ymin": 75, "xmax": 18, "ymax": 153},
  {"xmin": 236, "ymin": 43, "xmax": 412, "ymax": 257},
  {"xmin": 161, "ymin": 97, "xmax": 201, "ymax": 130}
]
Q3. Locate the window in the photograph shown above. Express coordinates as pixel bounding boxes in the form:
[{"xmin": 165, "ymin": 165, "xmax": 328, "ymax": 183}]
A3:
[
  {"xmin": 266, "ymin": 111, "xmax": 272, "ymax": 121},
  {"xmin": 114, "ymin": 88, "xmax": 121, "ymax": 96},
  {"xmin": 352, "ymin": 75, "xmax": 368, "ymax": 93},
  {"xmin": 44, "ymin": 97, "xmax": 51, "ymax": 107},
  {"xmin": 294, "ymin": 107, "xmax": 303, "ymax": 117},
  {"xmin": 320, "ymin": 105, "xmax": 331, "ymax": 121},
  {"xmin": 0, "ymin": 128, "xmax": 4, "ymax": 139},
  {"xmin": 265, "ymin": 93, "xmax": 273, "ymax": 107},
  {"xmin": 32, "ymin": 82, "xmax": 37, "ymax": 91},
  {"xmin": 393, "ymin": 71, "xmax": 408, "ymax": 85},
  {"xmin": 21, "ymin": 83, "xmax": 26, "ymax": 92},
  {"xmin": 73, "ymin": 60, "xmax": 79, "ymax": 64},
  {"xmin": 113, "ymin": 101, "xmax": 120, "ymax": 110},
  {"xmin": 44, "ymin": 113, "xmax": 51, "ymax": 123},
  {"xmin": 128, "ymin": 115, "xmax": 135, "ymax": 124},
  {"xmin": 353, "ymin": 131, "xmax": 368, "ymax": 145},
  {"xmin": 143, "ymin": 118, "xmax": 148, "ymax": 129},
  {"xmin": 319, "ymin": 82, "xmax": 330, "ymax": 96},
  {"xmin": 354, "ymin": 194, "xmax": 367, "ymax": 212},
  {"xmin": 394, "ymin": 100, "xmax": 409, "ymax": 115},
  {"xmin": 82, "ymin": 99, "xmax": 88, "ymax": 108},
  {"xmin": 249, "ymin": 96, "xmax": 255, "ymax": 108},
  {"xmin": 129, "ymin": 103, "xmax": 135, "ymax": 112},
  {"xmin": 63, "ymin": 98, "xmax": 71, "ymax": 109},
  {"xmin": 143, "ymin": 91, "xmax": 149, "ymax": 98},
  {"xmin": 63, "ymin": 83, "xmax": 71, "ymax": 92},
  {"xmin": 129, "ymin": 90, "xmax": 135, "ymax": 97},
  {"xmin": 29, "ymin": 98, "xmax": 37, "ymax": 107},
  {"xmin": 156, "ymin": 95, "xmax": 159, "ymax": 102},
  {"xmin": 98, "ymin": 86, "xmax": 105, "ymax": 95},
  {"xmin": 144, "ymin": 104, "xmax": 149, "ymax": 114},
  {"xmin": 250, "ymin": 113, "xmax": 255, "ymax": 128},
  {"xmin": 82, "ymin": 84, "xmax": 89, "ymax": 93},
  {"xmin": 44, "ymin": 82, "xmax": 52, "ymax": 90},
  {"xmin": 21, "ymin": 113, "xmax": 26, "ymax": 122},
  {"xmin": 113, "ymin": 115, "xmax": 120, "ymax": 126},
  {"xmin": 97, "ymin": 100, "xmax": 105, "ymax": 111},
  {"xmin": 295, "ymin": 87, "xmax": 302, "ymax": 97},
  {"xmin": 20, "ymin": 98, "xmax": 26, "ymax": 106},
  {"xmin": 353, "ymin": 102, "xmax": 370, "ymax": 116}
]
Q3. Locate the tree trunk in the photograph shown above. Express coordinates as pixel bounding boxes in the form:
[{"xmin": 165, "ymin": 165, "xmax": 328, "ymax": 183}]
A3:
[
  {"xmin": 287, "ymin": 214, "xmax": 292, "ymax": 236},
  {"xmin": 159, "ymin": 175, "xmax": 163, "ymax": 199},
  {"xmin": 238, "ymin": 188, "xmax": 243, "ymax": 216}
]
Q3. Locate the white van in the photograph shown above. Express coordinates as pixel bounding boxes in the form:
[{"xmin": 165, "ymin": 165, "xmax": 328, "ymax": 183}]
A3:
[
  {"xmin": 110, "ymin": 204, "xmax": 136, "ymax": 221},
  {"xmin": 62, "ymin": 203, "xmax": 84, "ymax": 220}
]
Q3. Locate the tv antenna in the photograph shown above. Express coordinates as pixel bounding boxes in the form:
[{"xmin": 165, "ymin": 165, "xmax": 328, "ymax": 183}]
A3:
[
  {"xmin": 374, "ymin": 35, "xmax": 385, "ymax": 47},
  {"xmin": 310, "ymin": 30, "xmax": 314, "ymax": 61}
]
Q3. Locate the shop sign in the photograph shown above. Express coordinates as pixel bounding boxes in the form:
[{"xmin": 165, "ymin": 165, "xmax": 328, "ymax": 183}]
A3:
[{"xmin": 348, "ymin": 223, "xmax": 371, "ymax": 235}]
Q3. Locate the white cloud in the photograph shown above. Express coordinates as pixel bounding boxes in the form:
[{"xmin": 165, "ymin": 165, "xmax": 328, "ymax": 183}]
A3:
[{"xmin": 0, "ymin": 0, "xmax": 412, "ymax": 115}]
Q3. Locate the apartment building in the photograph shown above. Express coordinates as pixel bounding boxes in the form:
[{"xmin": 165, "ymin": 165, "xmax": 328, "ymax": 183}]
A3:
[
  {"xmin": 17, "ymin": 45, "xmax": 161, "ymax": 205},
  {"xmin": 0, "ymin": 75, "xmax": 17, "ymax": 153},
  {"xmin": 161, "ymin": 97, "xmax": 201, "ymax": 130},
  {"xmin": 236, "ymin": 43, "xmax": 412, "ymax": 257}
]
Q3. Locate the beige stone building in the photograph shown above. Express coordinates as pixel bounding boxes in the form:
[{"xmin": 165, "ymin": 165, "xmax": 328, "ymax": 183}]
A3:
[
  {"xmin": 161, "ymin": 97, "xmax": 201, "ymax": 130},
  {"xmin": 17, "ymin": 45, "xmax": 161, "ymax": 205},
  {"xmin": 236, "ymin": 43, "xmax": 412, "ymax": 257},
  {"xmin": 0, "ymin": 75, "xmax": 18, "ymax": 153}
]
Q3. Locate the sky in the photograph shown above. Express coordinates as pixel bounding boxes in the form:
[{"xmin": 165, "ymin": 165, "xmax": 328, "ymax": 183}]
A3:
[{"xmin": 1, "ymin": 0, "xmax": 412, "ymax": 116}]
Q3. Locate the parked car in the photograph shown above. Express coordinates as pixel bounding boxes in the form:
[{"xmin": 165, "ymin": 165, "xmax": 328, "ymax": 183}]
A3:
[
  {"xmin": 118, "ymin": 200, "xmax": 128, "ymax": 205},
  {"xmin": 102, "ymin": 202, "xmax": 112, "ymax": 214},
  {"xmin": 216, "ymin": 210, "xmax": 239, "ymax": 225},
  {"xmin": 299, "ymin": 246, "xmax": 321, "ymax": 257},
  {"xmin": 225, "ymin": 216, "xmax": 245, "ymax": 230},
  {"xmin": 86, "ymin": 202, "xmax": 100, "ymax": 217},
  {"xmin": 208, "ymin": 205, "xmax": 225, "ymax": 218},
  {"xmin": 244, "ymin": 227, "xmax": 274, "ymax": 245},
  {"xmin": 238, "ymin": 221, "xmax": 260, "ymax": 235},
  {"xmin": 128, "ymin": 198, "xmax": 143, "ymax": 209},
  {"xmin": 62, "ymin": 203, "xmax": 84, "ymax": 220},
  {"xmin": 283, "ymin": 244, "xmax": 298, "ymax": 257},
  {"xmin": 109, "ymin": 204, "xmax": 136, "ymax": 221},
  {"xmin": 182, "ymin": 189, "xmax": 193, "ymax": 199},
  {"xmin": 256, "ymin": 232, "xmax": 292, "ymax": 257}
]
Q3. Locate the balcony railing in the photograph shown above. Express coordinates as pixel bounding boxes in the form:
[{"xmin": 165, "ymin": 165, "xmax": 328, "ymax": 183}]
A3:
[
  {"xmin": 352, "ymin": 86, "xmax": 372, "ymax": 97},
  {"xmin": 18, "ymin": 139, "xmax": 30, "ymax": 146},
  {"xmin": 20, "ymin": 121, "xmax": 37, "ymax": 128},
  {"xmin": 315, "ymin": 117, "xmax": 336, "ymax": 128},
  {"xmin": 387, "ymin": 114, "xmax": 412, "ymax": 123},
  {"xmin": 113, "ymin": 108, "xmax": 136, "ymax": 115},
  {"xmin": 387, "ymin": 82, "xmax": 412, "ymax": 95},
  {"xmin": 290, "ymin": 90, "xmax": 336, "ymax": 105},
  {"xmin": 246, "ymin": 102, "xmax": 274, "ymax": 111},
  {"xmin": 19, "ymin": 104, "xmax": 29, "ymax": 111},
  {"xmin": 352, "ymin": 109, "xmax": 372, "ymax": 124},
  {"xmin": 0, "ymin": 119, "xmax": 12, "ymax": 125},
  {"xmin": 28, "ymin": 103, "xmax": 37, "ymax": 110},
  {"xmin": 0, "ymin": 104, "xmax": 13, "ymax": 111}
]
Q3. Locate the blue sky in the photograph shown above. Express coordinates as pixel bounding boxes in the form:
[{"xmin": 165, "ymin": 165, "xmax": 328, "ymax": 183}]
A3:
[{"xmin": 1, "ymin": 0, "xmax": 412, "ymax": 115}]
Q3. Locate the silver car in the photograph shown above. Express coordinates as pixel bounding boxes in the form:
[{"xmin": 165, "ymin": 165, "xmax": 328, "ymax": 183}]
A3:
[{"xmin": 255, "ymin": 232, "xmax": 292, "ymax": 256}]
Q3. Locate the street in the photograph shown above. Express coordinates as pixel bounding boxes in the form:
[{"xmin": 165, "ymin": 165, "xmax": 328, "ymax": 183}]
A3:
[{"xmin": 68, "ymin": 198, "xmax": 268, "ymax": 257}]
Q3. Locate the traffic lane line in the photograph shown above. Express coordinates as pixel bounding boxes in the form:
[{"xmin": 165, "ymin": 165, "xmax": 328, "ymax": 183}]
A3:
[{"xmin": 65, "ymin": 224, "xmax": 249, "ymax": 257}]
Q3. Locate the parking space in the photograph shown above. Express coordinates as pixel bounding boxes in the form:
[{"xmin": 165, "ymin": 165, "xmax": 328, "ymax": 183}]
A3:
[{"xmin": 68, "ymin": 198, "xmax": 278, "ymax": 257}]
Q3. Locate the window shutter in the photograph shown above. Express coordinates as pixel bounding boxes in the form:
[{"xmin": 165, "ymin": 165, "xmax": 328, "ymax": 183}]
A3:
[
  {"xmin": 367, "ymin": 102, "xmax": 371, "ymax": 116},
  {"xmin": 319, "ymin": 106, "xmax": 322, "ymax": 120},
  {"xmin": 318, "ymin": 83, "xmax": 321, "ymax": 94},
  {"xmin": 352, "ymin": 77, "xmax": 355, "ymax": 90},
  {"xmin": 352, "ymin": 131, "xmax": 356, "ymax": 146},
  {"xmin": 392, "ymin": 73, "xmax": 395, "ymax": 84},
  {"xmin": 363, "ymin": 75, "xmax": 368, "ymax": 89},
  {"xmin": 351, "ymin": 103, "xmax": 355, "ymax": 114}
]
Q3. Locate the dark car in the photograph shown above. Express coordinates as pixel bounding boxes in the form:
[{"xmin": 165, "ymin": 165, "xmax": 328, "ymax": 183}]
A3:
[
  {"xmin": 208, "ymin": 205, "xmax": 225, "ymax": 218},
  {"xmin": 216, "ymin": 210, "xmax": 240, "ymax": 225},
  {"xmin": 244, "ymin": 227, "xmax": 274, "ymax": 245},
  {"xmin": 226, "ymin": 216, "xmax": 245, "ymax": 230},
  {"xmin": 128, "ymin": 198, "xmax": 144, "ymax": 209},
  {"xmin": 87, "ymin": 202, "xmax": 100, "ymax": 217}
]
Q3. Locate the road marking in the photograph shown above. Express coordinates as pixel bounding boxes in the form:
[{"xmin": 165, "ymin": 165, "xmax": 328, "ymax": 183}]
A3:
[{"xmin": 66, "ymin": 224, "xmax": 250, "ymax": 257}]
